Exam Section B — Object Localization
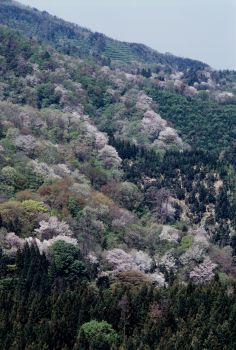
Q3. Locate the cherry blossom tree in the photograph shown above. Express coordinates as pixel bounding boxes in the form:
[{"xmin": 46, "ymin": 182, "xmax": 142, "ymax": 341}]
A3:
[
  {"xmin": 5, "ymin": 232, "xmax": 25, "ymax": 249},
  {"xmin": 34, "ymin": 216, "xmax": 73, "ymax": 240},
  {"xmin": 98, "ymin": 145, "xmax": 122, "ymax": 169}
]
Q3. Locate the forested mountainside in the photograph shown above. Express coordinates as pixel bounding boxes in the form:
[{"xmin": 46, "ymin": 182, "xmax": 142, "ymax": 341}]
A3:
[
  {"xmin": 0, "ymin": 0, "xmax": 208, "ymax": 69},
  {"xmin": 1, "ymin": 0, "xmax": 236, "ymax": 96},
  {"xmin": 0, "ymin": 1, "xmax": 236, "ymax": 349}
]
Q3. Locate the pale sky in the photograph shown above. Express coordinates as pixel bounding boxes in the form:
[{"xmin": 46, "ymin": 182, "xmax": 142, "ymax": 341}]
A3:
[{"xmin": 19, "ymin": 0, "xmax": 236, "ymax": 70}]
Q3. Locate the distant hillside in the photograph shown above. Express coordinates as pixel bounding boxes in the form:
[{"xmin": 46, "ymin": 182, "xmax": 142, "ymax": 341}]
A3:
[
  {"xmin": 0, "ymin": 23, "xmax": 235, "ymax": 154},
  {"xmin": 0, "ymin": 0, "xmax": 208, "ymax": 70},
  {"xmin": 0, "ymin": 3, "xmax": 236, "ymax": 349}
]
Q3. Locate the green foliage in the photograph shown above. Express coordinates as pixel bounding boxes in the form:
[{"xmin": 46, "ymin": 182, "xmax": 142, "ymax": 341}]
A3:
[
  {"xmin": 0, "ymin": 183, "xmax": 15, "ymax": 201},
  {"xmin": 180, "ymin": 235, "xmax": 194, "ymax": 252},
  {"xmin": 146, "ymin": 88, "xmax": 236, "ymax": 153},
  {"xmin": 21, "ymin": 199, "xmax": 48, "ymax": 213},
  {"xmin": 68, "ymin": 197, "xmax": 81, "ymax": 218},
  {"xmin": 1, "ymin": 166, "xmax": 17, "ymax": 185},
  {"xmin": 19, "ymin": 166, "xmax": 44, "ymax": 191},
  {"xmin": 218, "ymin": 272, "xmax": 232, "ymax": 283},
  {"xmin": 0, "ymin": 200, "xmax": 41, "ymax": 236},
  {"xmin": 0, "ymin": 248, "xmax": 236, "ymax": 349},
  {"xmin": 49, "ymin": 240, "xmax": 85, "ymax": 278},
  {"xmin": 36, "ymin": 83, "xmax": 60, "ymax": 108},
  {"xmin": 77, "ymin": 320, "xmax": 118, "ymax": 350},
  {"xmin": 0, "ymin": 24, "xmax": 33, "ymax": 75},
  {"xmin": 0, "ymin": 6, "xmax": 235, "ymax": 349}
]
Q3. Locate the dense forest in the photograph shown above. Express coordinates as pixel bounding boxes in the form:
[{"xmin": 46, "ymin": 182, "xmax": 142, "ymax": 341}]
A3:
[
  {"xmin": 0, "ymin": 1, "xmax": 236, "ymax": 349},
  {"xmin": 0, "ymin": 245, "xmax": 236, "ymax": 350},
  {"xmin": 145, "ymin": 88, "xmax": 236, "ymax": 152}
]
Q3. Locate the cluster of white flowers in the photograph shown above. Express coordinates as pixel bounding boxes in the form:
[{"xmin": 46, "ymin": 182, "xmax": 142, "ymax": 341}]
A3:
[
  {"xmin": 13, "ymin": 134, "xmax": 37, "ymax": 154},
  {"xmin": 84, "ymin": 121, "xmax": 108, "ymax": 150},
  {"xmin": 34, "ymin": 216, "xmax": 73, "ymax": 240},
  {"xmin": 147, "ymin": 272, "xmax": 166, "ymax": 288},
  {"xmin": 136, "ymin": 92, "xmax": 153, "ymax": 111},
  {"xmin": 157, "ymin": 251, "xmax": 178, "ymax": 273},
  {"xmin": 183, "ymin": 85, "xmax": 198, "ymax": 98},
  {"xmin": 190, "ymin": 257, "xmax": 217, "ymax": 283},
  {"xmin": 140, "ymin": 109, "xmax": 184, "ymax": 149},
  {"xmin": 28, "ymin": 160, "xmax": 60, "ymax": 180},
  {"xmin": 5, "ymin": 232, "xmax": 25, "ymax": 250},
  {"xmin": 53, "ymin": 163, "xmax": 71, "ymax": 177},
  {"xmin": 141, "ymin": 110, "xmax": 167, "ymax": 140},
  {"xmin": 69, "ymin": 182, "xmax": 91, "ymax": 199},
  {"xmin": 26, "ymin": 235, "xmax": 77, "ymax": 256},
  {"xmin": 214, "ymin": 91, "xmax": 234, "ymax": 103},
  {"xmin": 105, "ymin": 248, "xmax": 152, "ymax": 273},
  {"xmin": 98, "ymin": 145, "xmax": 122, "ymax": 169},
  {"xmin": 180, "ymin": 236, "xmax": 209, "ymax": 265},
  {"xmin": 159, "ymin": 226, "xmax": 180, "ymax": 243},
  {"xmin": 104, "ymin": 248, "xmax": 167, "ymax": 287},
  {"xmin": 111, "ymin": 208, "xmax": 135, "ymax": 229}
]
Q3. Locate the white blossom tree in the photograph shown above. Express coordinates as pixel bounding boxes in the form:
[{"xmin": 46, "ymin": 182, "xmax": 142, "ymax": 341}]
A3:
[
  {"xmin": 14, "ymin": 134, "xmax": 37, "ymax": 154},
  {"xmin": 98, "ymin": 145, "xmax": 122, "ymax": 169},
  {"xmin": 141, "ymin": 110, "xmax": 167, "ymax": 141},
  {"xmin": 104, "ymin": 248, "xmax": 153, "ymax": 274},
  {"xmin": 26, "ymin": 235, "xmax": 77, "ymax": 255},
  {"xmin": 34, "ymin": 216, "xmax": 73, "ymax": 240},
  {"xmin": 5, "ymin": 232, "xmax": 25, "ymax": 250},
  {"xmin": 189, "ymin": 257, "xmax": 217, "ymax": 283}
]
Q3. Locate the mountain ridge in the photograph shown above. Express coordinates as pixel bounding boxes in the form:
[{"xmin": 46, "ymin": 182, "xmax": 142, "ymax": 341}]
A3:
[{"xmin": 0, "ymin": 0, "xmax": 209, "ymax": 70}]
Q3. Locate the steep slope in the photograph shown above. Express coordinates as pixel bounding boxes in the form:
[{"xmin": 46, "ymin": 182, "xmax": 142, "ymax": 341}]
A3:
[
  {"xmin": 0, "ymin": 22, "xmax": 236, "ymax": 155},
  {"xmin": 0, "ymin": 23, "xmax": 235, "ymax": 283},
  {"xmin": 1, "ymin": 0, "xmax": 236, "ymax": 99},
  {"xmin": 0, "ymin": 5, "xmax": 236, "ymax": 350},
  {"xmin": 0, "ymin": 24, "xmax": 186, "ymax": 151}
]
